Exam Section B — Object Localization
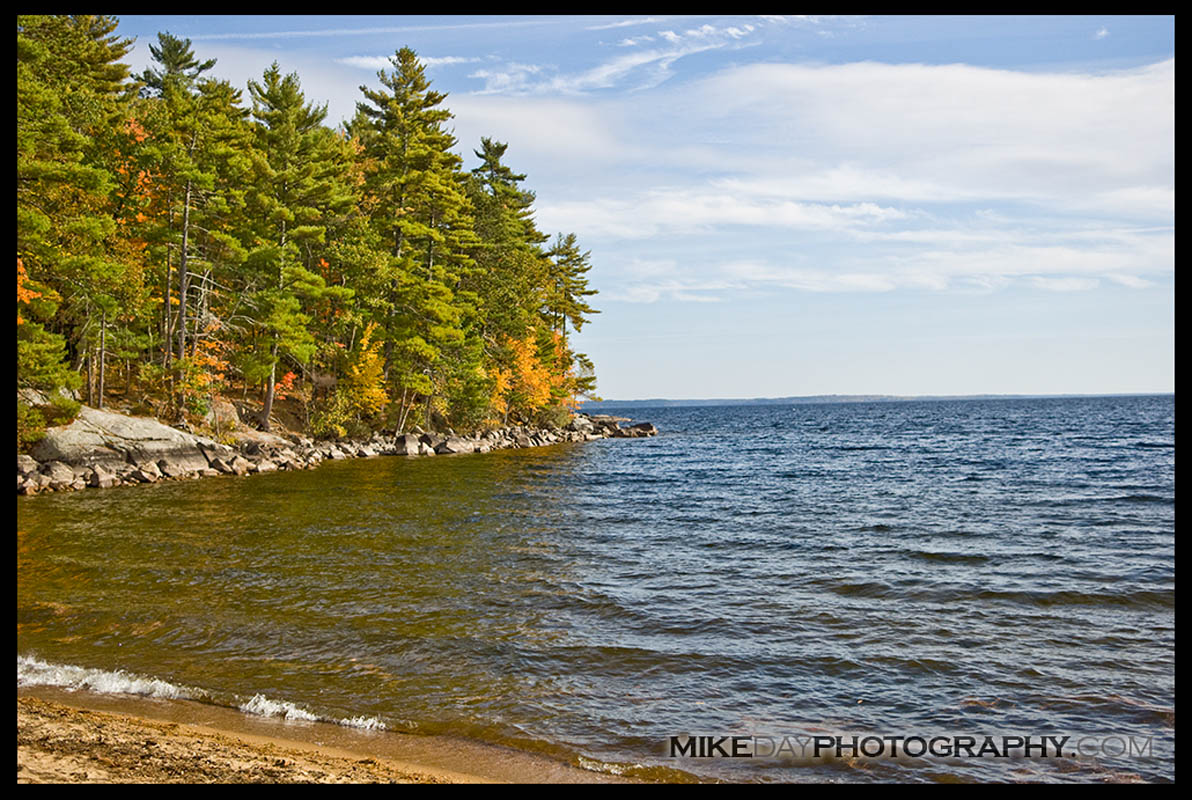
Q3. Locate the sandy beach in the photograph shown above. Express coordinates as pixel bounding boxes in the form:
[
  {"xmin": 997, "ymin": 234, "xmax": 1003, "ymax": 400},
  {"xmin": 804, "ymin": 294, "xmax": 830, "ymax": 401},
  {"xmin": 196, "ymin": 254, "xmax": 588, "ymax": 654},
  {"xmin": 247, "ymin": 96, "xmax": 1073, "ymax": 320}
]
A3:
[
  {"xmin": 17, "ymin": 690, "xmax": 636, "ymax": 784},
  {"xmin": 17, "ymin": 695, "xmax": 478, "ymax": 783}
]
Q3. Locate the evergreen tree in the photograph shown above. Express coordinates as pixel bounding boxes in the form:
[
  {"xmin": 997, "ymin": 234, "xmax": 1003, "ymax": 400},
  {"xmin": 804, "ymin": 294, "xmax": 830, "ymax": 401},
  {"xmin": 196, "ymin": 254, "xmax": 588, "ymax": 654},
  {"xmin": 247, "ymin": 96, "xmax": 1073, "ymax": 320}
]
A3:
[
  {"xmin": 14, "ymin": 17, "xmax": 602, "ymax": 442},
  {"xmin": 16, "ymin": 15, "xmax": 134, "ymax": 409},
  {"xmin": 241, "ymin": 62, "xmax": 354, "ymax": 429},
  {"xmin": 137, "ymin": 31, "xmax": 215, "ymax": 97},
  {"xmin": 135, "ymin": 36, "xmax": 253, "ymax": 415},
  {"xmin": 352, "ymin": 47, "xmax": 478, "ymax": 430}
]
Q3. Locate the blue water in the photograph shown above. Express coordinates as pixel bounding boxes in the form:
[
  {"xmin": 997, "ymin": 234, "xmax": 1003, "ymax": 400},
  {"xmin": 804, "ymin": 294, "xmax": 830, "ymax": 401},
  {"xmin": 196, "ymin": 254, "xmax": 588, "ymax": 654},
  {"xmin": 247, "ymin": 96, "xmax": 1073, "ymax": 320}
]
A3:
[{"xmin": 17, "ymin": 395, "xmax": 1175, "ymax": 782}]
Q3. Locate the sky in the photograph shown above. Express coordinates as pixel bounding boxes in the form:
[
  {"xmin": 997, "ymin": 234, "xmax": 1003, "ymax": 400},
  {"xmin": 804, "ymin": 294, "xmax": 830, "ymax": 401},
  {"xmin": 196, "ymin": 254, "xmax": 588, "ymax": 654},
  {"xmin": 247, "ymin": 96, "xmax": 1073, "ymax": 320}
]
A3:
[{"xmin": 113, "ymin": 15, "xmax": 1174, "ymax": 399}]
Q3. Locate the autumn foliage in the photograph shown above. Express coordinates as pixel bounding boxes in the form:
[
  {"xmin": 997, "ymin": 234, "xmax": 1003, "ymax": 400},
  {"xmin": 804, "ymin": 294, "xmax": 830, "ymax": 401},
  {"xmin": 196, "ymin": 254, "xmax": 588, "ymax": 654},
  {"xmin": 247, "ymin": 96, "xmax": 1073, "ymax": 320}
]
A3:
[{"xmin": 17, "ymin": 18, "xmax": 599, "ymax": 442}]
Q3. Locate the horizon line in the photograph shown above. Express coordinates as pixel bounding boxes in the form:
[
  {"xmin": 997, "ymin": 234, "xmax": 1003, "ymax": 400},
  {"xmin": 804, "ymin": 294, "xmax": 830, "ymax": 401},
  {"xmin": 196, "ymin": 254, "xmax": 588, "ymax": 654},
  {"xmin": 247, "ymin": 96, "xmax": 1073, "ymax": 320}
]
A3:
[{"xmin": 583, "ymin": 391, "xmax": 1174, "ymax": 404}]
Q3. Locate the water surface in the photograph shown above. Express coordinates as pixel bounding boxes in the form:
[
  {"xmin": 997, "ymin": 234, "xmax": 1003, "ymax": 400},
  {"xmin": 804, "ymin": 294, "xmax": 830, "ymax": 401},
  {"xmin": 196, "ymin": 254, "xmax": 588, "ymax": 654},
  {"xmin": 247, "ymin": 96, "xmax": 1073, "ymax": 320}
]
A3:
[{"xmin": 17, "ymin": 396, "xmax": 1175, "ymax": 782}]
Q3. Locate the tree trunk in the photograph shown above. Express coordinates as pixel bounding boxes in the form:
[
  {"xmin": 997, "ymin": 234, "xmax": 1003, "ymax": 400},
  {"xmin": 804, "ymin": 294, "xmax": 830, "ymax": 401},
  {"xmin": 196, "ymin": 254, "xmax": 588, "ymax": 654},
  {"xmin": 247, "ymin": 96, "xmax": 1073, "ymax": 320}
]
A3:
[
  {"xmin": 260, "ymin": 342, "xmax": 278, "ymax": 432},
  {"xmin": 163, "ymin": 244, "xmax": 173, "ymax": 368},
  {"xmin": 97, "ymin": 308, "xmax": 106, "ymax": 409},
  {"xmin": 177, "ymin": 180, "xmax": 192, "ymax": 359},
  {"xmin": 397, "ymin": 387, "xmax": 411, "ymax": 432}
]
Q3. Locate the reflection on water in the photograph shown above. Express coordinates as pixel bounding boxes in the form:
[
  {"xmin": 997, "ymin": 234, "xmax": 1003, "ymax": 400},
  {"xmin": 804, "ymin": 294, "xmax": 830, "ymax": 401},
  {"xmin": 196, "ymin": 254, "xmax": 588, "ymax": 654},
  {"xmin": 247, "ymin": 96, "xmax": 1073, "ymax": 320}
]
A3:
[{"xmin": 17, "ymin": 397, "xmax": 1175, "ymax": 782}]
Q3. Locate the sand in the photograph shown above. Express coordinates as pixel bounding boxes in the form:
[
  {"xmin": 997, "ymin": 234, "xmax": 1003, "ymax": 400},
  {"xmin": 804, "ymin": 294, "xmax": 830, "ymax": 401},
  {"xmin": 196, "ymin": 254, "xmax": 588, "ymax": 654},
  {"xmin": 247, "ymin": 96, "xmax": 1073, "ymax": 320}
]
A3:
[{"xmin": 16, "ymin": 695, "xmax": 483, "ymax": 783}]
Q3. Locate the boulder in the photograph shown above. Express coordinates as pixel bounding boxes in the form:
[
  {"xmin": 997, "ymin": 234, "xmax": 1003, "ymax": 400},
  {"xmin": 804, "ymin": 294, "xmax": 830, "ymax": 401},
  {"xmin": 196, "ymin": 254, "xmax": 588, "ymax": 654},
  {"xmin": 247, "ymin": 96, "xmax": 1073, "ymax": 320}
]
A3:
[
  {"xmin": 434, "ymin": 437, "xmax": 473, "ymax": 455},
  {"xmin": 202, "ymin": 397, "xmax": 241, "ymax": 431},
  {"xmin": 41, "ymin": 461, "xmax": 77, "ymax": 491},
  {"xmin": 418, "ymin": 432, "xmax": 446, "ymax": 450},
  {"xmin": 209, "ymin": 457, "xmax": 235, "ymax": 475},
  {"xmin": 389, "ymin": 435, "xmax": 416, "ymax": 455},
  {"xmin": 30, "ymin": 405, "xmax": 220, "ymax": 472},
  {"xmin": 17, "ymin": 454, "xmax": 39, "ymax": 478},
  {"xmin": 129, "ymin": 466, "xmax": 159, "ymax": 484},
  {"xmin": 88, "ymin": 466, "xmax": 118, "ymax": 489}
]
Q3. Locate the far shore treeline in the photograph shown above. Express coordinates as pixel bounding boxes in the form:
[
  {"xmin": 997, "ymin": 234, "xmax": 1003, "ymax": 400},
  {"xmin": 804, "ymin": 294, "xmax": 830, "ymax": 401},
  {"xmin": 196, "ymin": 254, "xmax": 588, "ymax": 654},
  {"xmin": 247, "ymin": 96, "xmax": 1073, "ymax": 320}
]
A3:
[{"xmin": 17, "ymin": 15, "xmax": 600, "ymax": 449}]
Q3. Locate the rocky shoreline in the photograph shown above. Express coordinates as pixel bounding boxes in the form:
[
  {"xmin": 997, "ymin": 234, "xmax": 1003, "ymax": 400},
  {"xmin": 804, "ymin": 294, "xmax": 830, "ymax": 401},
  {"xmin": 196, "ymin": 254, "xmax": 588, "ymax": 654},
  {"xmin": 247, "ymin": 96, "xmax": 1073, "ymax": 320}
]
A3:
[{"xmin": 16, "ymin": 404, "xmax": 657, "ymax": 496}]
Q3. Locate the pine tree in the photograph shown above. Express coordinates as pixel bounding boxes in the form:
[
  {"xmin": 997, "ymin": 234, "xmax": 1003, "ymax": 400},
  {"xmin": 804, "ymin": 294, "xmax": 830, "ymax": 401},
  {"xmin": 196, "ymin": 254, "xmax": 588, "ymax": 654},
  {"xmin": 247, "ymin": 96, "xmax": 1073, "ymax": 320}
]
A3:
[
  {"xmin": 352, "ymin": 47, "xmax": 478, "ymax": 430},
  {"xmin": 241, "ymin": 62, "xmax": 354, "ymax": 430},
  {"xmin": 16, "ymin": 15, "xmax": 134, "ymax": 409},
  {"xmin": 137, "ymin": 31, "xmax": 216, "ymax": 96}
]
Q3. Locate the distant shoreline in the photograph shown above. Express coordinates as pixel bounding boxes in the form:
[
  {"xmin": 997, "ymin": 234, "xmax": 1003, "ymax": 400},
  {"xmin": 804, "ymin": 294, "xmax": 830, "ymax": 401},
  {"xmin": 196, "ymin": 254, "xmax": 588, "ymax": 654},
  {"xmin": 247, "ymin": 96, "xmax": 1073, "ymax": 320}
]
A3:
[{"xmin": 583, "ymin": 392, "xmax": 1173, "ymax": 410}]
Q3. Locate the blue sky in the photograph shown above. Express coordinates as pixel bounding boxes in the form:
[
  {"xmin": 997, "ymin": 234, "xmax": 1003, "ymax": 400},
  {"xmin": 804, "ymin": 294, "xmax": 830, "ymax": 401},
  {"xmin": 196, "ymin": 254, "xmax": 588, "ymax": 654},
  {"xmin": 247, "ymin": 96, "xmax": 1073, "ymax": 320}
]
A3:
[{"xmin": 114, "ymin": 15, "xmax": 1174, "ymax": 399}]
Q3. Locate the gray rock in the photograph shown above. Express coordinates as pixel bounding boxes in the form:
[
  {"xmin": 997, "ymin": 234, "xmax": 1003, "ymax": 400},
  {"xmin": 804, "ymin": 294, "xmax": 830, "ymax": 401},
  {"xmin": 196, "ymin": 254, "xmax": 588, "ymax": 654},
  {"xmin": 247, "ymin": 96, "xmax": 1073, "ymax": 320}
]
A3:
[
  {"xmin": 434, "ymin": 437, "xmax": 473, "ymax": 455},
  {"xmin": 88, "ymin": 466, "xmax": 118, "ymax": 489},
  {"xmin": 41, "ymin": 461, "xmax": 77, "ymax": 490},
  {"xmin": 209, "ymin": 457, "xmax": 235, "ymax": 475},
  {"xmin": 17, "ymin": 454, "xmax": 40, "ymax": 477},
  {"xmin": 30, "ymin": 405, "xmax": 220, "ymax": 471},
  {"xmin": 393, "ymin": 434, "xmax": 421, "ymax": 455},
  {"xmin": 418, "ymin": 432, "xmax": 446, "ymax": 450},
  {"xmin": 202, "ymin": 397, "xmax": 240, "ymax": 430},
  {"xmin": 129, "ymin": 466, "xmax": 159, "ymax": 483}
]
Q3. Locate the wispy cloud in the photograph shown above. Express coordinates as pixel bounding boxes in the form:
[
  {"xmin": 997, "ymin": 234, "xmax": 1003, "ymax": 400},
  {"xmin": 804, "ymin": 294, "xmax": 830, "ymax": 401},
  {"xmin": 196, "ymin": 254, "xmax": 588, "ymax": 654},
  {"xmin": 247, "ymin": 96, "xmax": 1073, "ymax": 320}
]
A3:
[
  {"xmin": 1094, "ymin": 27, "xmax": 1110, "ymax": 40},
  {"xmin": 337, "ymin": 55, "xmax": 481, "ymax": 70},
  {"xmin": 188, "ymin": 19, "xmax": 570, "ymax": 40},
  {"xmin": 586, "ymin": 17, "xmax": 682, "ymax": 31},
  {"xmin": 605, "ymin": 231, "xmax": 1171, "ymax": 302},
  {"xmin": 469, "ymin": 21, "xmax": 763, "ymax": 94}
]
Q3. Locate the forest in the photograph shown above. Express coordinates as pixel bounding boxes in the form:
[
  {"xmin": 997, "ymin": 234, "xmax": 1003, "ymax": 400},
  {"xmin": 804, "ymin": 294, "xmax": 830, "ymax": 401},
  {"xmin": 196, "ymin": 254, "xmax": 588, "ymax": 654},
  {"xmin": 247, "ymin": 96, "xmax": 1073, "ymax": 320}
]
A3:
[{"xmin": 17, "ymin": 15, "xmax": 600, "ymax": 449}]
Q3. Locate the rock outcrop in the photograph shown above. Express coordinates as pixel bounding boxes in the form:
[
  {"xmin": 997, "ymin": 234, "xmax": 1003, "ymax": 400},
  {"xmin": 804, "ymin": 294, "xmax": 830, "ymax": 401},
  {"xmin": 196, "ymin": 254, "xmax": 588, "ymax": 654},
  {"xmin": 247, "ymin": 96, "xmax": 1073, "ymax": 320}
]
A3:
[{"xmin": 17, "ymin": 407, "xmax": 656, "ymax": 496}]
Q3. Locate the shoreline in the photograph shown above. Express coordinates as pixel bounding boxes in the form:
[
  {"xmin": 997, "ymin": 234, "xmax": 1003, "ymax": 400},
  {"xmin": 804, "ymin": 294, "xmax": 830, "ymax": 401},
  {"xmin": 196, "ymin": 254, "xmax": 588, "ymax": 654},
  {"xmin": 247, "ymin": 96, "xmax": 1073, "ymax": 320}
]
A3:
[
  {"xmin": 17, "ymin": 405, "xmax": 656, "ymax": 496},
  {"xmin": 17, "ymin": 687, "xmax": 645, "ymax": 784}
]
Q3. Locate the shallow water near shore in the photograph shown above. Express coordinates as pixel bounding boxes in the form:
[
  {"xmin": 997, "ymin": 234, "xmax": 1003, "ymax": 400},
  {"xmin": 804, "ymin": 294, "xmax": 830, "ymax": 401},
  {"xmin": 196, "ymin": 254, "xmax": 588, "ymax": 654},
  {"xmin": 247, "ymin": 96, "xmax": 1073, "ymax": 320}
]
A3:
[{"xmin": 17, "ymin": 396, "xmax": 1175, "ymax": 782}]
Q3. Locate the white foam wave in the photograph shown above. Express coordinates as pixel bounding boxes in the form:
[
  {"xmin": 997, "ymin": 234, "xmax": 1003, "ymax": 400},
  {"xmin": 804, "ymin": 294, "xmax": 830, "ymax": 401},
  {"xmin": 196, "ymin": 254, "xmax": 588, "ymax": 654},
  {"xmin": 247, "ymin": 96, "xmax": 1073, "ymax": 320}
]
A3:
[
  {"xmin": 16, "ymin": 655, "xmax": 197, "ymax": 700},
  {"xmin": 238, "ymin": 693, "xmax": 319, "ymax": 722},
  {"xmin": 18, "ymin": 656, "xmax": 387, "ymax": 733},
  {"xmin": 340, "ymin": 715, "xmax": 387, "ymax": 731},
  {"xmin": 576, "ymin": 755, "xmax": 642, "ymax": 776}
]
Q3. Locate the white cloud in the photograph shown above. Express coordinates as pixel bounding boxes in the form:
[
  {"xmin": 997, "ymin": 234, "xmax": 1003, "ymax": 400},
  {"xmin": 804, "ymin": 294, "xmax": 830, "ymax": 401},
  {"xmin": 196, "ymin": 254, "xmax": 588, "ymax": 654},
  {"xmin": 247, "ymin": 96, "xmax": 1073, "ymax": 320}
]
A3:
[
  {"xmin": 187, "ymin": 19, "xmax": 569, "ymax": 40},
  {"xmin": 1094, "ymin": 27, "xmax": 1110, "ymax": 40},
  {"xmin": 465, "ymin": 20, "xmax": 767, "ymax": 93},
  {"xmin": 538, "ymin": 191, "xmax": 907, "ymax": 240},
  {"xmin": 586, "ymin": 17, "xmax": 677, "ymax": 31},
  {"xmin": 679, "ymin": 59, "xmax": 1175, "ymax": 219},
  {"xmin": 337, "ymin": 55, "xmax": 481, "ymax": 70},
  {"xmin": 1028, "ymin": 276, "xmax": 1101, "ymax": 291},
  {"xmin": 336, "ymin": 55, "xmax": 392, "ymax": 70}
]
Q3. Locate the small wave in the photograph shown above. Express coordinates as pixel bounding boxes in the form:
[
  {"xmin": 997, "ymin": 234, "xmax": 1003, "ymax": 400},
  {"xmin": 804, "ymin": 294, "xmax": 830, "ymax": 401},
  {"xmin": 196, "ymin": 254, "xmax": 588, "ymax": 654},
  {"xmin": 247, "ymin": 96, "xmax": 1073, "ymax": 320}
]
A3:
[
  {"xmin": 818, "ymin": 582, "xmax": 1173, "ymax": 609},
  {"xmin": 16, "ymin": 655, "xmax": 198, "ymax": 700},
  {"xmin": 856, "ymin": 524, "xmax": 895, "ymax": 532},
  {"xmin": 238, "ymin": 693, "xmax": 320, "ymax": 722},
  {"xmin": 575, "ymin": 755, "xmax": 704, "ymax": 783},
  {"xmin": 238, "ymin": 695, "xmax": 389, "ymax": 731},
  {"xmin": 340, "ymin": 715, "xmax": 388, "ymax": 731},
  {"xmin": 17, "ymin": 655, "xmax": 390, "ymax": 733},
  {"xmin": 905, "ymin": 550, "xmax": 990, "ymax": 564},
  {"xmin": 1034, "ymin": 494, "xmax": 1172, "ymax": 507}
]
